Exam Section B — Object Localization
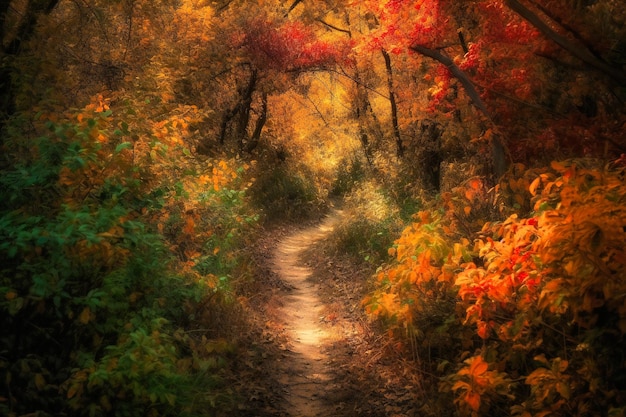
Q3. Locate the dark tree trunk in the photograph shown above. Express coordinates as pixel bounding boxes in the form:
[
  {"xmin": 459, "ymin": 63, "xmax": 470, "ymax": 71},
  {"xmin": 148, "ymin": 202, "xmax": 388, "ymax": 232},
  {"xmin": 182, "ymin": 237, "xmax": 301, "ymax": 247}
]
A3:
[
  {"xmin": 353, "ymin": 82, "xmax": 374, "ymax": 166},
  {"xmin": 234, "ymin": 69, "xmax": 257, "ymax": 150},
  {"xmin": 381, "ymin": 49, "xmax": 404, "ymax": 158},
  {"xmin": 4, "ymin": 0, "xmax": 60, "ymax": 55},
  {"xmin": 217, "ymin": 68, "xmax": 258, "ymax": 150},
  {"xmin": 218, "ymin": 106, "xmax": 238, "ymax": 145},
  {"xmin": 1, "ymin": 0, "xmax": 61, "ymax": 150},
  {"xmin": 244, "ymin": 92, "xmax": 267, "ymax": 154},
  {"xmin": 0, "ymin": 0, "xmax": 12, "ymax": 41},
  {"xmin": 420, "ymin": 120, "xmax": 442, "ymax": 191}
]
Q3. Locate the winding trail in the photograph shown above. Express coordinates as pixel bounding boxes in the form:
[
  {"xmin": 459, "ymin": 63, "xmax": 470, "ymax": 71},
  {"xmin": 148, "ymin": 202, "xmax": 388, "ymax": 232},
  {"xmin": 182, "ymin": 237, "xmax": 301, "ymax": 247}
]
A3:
[{"xmin": 271, "ymin": 209, "xmax": 344, "ymax": 417}]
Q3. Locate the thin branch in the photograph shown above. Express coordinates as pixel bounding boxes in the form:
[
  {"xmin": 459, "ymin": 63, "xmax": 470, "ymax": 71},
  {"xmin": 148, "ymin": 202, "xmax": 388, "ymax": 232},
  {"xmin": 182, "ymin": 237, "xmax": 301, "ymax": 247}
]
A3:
[
  {"xmin": 203, "ymin": 62, "xmax": 254, "ymax": 83},
  {"xmin": 473, "ymin": 80, "xmax": 565, "ymax": 117},
  {"xmin": 122, "ymin": 0, "xmax": 134, "ymax": 61},
  {"xmin": 315, "ymin": 18, "xmax": 351, "ymax": 36},
  {"xmin": 304, "ymin": 94, "xmax": 331, "ymax": 127},
  {"xmin": 216, "ymin": 0, "xmax": 234, "ymax": 13},
  {"xmin": 329, "ymin": 65, "xmax": 390, "ymax": 100},
  {"xmin": 77, "ymin": 0, "xmax": 111, "ymax": 45},
  {"xmin": 284, "ymin": 0, "xmax": 303, "ymax": 17},
  {"xmin": 287, "ymin": 65, "xmax": 389, "ymax": 100},
  {"xmin": 457, "ymin": 29, "xmax": 469, "ymax": 54}
]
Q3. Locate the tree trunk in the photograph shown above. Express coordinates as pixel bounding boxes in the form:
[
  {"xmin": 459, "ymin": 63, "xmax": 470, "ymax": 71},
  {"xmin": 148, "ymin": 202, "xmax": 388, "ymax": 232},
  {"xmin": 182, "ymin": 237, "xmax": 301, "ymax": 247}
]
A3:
[
  {"xmin": 1, "ymin": 0, "xmax": 61, "ymax": 148},
  {"xmin": 234, "ymin": 69, "xmax": 258, "ymax": 150},
  {"xmin": 217, "ymin": 68, "xmax": 258, "ymax": 149},
  {"xmin": 381, "ymin": 49, "xmax": 404, "ymax": 158},
  {"xmin": 244, "ymin": 92, "xmax": 267, "ymax": 154},
  {"xmin": 352, "ymin": 72, "xmax": 375, "ymax": 166},
  {"xmin": 4, "ymin": 0, "xmax": 60, "ymax": 55},
  {"xmin": 218, "ymin": 106, "xmax": 237, "ymax": 145},
  {"xmin": 0, "ymin": 1, "xmax": 12, "ymax": 42}
]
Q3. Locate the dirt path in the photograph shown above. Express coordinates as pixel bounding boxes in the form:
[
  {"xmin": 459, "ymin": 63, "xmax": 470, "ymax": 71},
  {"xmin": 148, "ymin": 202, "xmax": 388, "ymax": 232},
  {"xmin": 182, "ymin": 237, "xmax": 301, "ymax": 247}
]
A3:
[
  {"xmin": 239, "ymin": 206, "xmax": 421, "ymax": 416},
  {"xmin": 271, "ymin": 209, "xmax": 344, "ymax": 417}
]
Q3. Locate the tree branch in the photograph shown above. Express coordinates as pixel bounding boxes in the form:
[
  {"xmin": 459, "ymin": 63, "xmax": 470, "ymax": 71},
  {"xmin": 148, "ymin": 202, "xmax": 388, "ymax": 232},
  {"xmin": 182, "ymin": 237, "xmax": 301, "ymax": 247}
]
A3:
[
  {"xmin": 410, "ymin": 44, "xmax": 491, "ymax": 118},
  {"xmin": 457, "ymin": 29, "xmax": 469, "ymax": 54},
  {"xmin": 504, "ymin": 0, "xmax": 626, "ymax": 85},
  {"xmin": 329, "ymin": 65, "xmax": 389, "ymax": 100},
  {"xmin": 473, "ymin": 80, "xmax": 564, "ymax": 117},
  {"xmin": 284, "ymin": 0, "xmax": 303, "ymax": 17},
  {"xmin": 215, "ymin": 0, "xmax": 234, "ymax": 13},
  {"xmin": 315, "ymin": 18, "xmax": 351, "ymax": 36},
  {"xmin": 409, "ymin": 44, "xmax": 508, "ymax": 176}
]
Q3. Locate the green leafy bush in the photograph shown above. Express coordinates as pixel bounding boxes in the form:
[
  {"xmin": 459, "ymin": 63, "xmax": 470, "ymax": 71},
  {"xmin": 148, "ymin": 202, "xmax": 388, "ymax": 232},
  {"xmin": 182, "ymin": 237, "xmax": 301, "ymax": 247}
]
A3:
[
  {"xmin": 0, "ymin": 103, "xmax": 252, "ymax": 416},
  {"xmin": 328, "ymin": 181, "xmax": 402, "ymax": 264},
  {"xmin": 331, "ymin": 157, "xmax": 366, "ymax": 196}
]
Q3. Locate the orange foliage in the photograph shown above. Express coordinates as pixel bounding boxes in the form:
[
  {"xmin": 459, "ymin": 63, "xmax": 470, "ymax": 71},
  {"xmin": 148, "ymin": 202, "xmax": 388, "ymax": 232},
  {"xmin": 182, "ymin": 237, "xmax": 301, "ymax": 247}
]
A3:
[
  {"xmin": 451, "ymin": 355, "xmax": 511, "ymax": 414},
  {"xmin": 456, "ymin": 159, "xmax": 626, "ymax": 415},
  {"xmin": 366, "ymin": 158, "xmax": 626, "ymax": 416},
  {"xmin": 364, "ymin": 210, "xmax": 471, "ymax": 327}
]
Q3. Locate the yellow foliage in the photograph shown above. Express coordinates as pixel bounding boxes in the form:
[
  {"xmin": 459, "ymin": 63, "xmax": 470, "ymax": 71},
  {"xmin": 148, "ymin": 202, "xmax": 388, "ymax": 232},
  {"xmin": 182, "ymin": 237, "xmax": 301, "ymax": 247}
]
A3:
[{"xmin": 78, "ymin": 307, "xmax": 93, "ymax": 325}]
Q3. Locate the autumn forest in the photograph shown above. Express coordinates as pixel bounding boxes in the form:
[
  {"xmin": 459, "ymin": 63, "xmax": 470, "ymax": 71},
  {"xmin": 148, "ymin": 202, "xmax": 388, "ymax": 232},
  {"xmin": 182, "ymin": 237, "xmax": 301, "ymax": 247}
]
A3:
[{"xmin": 1, "ymin": 0, "xmax": 625, "ymax": 416}]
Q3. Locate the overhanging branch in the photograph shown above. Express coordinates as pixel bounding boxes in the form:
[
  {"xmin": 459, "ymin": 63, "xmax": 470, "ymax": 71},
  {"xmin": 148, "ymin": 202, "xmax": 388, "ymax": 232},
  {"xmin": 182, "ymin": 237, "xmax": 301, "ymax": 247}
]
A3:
[
  {"xmin": 409, "ymin": 44, "xmax": 509, "ymax": 176},
  {"xmin": 409, "ymin": 44, "xmax": 491, "ymax": 118},
  {"xmin": 285, "ymin": 0, "xmax": 303, "ymax": 17},
  {"xmin": 505, "ymin": 0, "xmax": 626, "ymax": 85}
]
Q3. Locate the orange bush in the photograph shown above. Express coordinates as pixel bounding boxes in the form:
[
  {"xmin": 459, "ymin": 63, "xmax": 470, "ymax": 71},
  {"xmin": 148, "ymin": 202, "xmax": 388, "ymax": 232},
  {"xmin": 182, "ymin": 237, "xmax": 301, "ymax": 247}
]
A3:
[{"xmin": 367, "ymin": 158, "xmax": 626, "ymax": 416}]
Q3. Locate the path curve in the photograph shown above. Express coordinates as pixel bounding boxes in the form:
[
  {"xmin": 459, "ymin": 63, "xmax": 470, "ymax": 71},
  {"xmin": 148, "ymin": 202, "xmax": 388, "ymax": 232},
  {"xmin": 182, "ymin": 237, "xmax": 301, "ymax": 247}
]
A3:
[{"xmin": 272, "ymin": 208, "xmax": 344, "ymax": 417}]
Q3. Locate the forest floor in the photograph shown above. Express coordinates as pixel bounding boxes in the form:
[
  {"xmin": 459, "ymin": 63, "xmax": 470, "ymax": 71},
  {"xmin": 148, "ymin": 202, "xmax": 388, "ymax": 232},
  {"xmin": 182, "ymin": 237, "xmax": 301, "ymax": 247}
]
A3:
[{"xmin": 231, "ymin": 206, "xmax": 432, "ymax": 417}]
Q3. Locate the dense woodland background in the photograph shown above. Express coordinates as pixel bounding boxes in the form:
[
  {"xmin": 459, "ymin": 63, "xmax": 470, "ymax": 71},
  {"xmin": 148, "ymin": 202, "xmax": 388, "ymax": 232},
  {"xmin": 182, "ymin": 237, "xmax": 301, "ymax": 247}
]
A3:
[{"xmin": 1, "ymin": 0, "xmax": 625, "ymax": 416}]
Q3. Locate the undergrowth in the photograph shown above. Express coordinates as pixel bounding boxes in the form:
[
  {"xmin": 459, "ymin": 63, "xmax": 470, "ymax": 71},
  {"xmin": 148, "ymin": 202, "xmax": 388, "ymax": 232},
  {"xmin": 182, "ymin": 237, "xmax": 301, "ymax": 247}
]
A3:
[
  {"xmin": 327, "ymin": 180, "xmax": 404, "ymax": 265},
  {"xmin": 0, "ymin": 98, "xmax": 258, "ymax": 417},
  {"xmin": 248, "ymin": 162, "xmax": 322, "ymax": 222},
  {"xmin": 363, "ymin": 158, "xmax": 626, "ymax": 417}
]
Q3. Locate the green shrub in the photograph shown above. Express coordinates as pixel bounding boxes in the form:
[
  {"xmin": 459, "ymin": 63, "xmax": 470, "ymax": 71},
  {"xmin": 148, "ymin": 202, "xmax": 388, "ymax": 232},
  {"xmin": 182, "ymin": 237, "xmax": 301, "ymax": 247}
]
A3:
[
  {"xmin": 331, "ymin": 157, "xmax": 366, "ymax": 196},
  {"xmin": 248, "ymin": 165, "xmax": 319, "ymax": 221},
  {"xmin": 331, "ymin": 217, "xmax": 397, "ymax": 264},
  {"xmin": 328, "ymin": 181, "xmax": 402, "ymax": 264},
  {"xmin": 0, "ymin": 107, "xmax": 244, "ymax": 417}
]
